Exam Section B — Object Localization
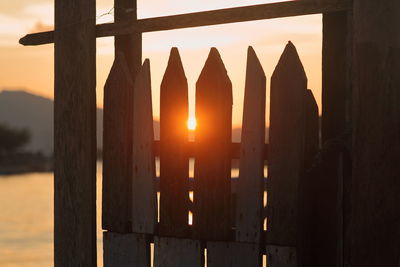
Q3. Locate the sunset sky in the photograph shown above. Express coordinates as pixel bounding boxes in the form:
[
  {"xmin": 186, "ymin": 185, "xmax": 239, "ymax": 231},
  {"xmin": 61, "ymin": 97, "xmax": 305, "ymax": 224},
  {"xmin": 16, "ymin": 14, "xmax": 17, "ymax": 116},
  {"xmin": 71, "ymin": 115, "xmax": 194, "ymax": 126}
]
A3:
[{"xmin": 0, "ymin": 0, "xmax": 322, "ymax": 126}]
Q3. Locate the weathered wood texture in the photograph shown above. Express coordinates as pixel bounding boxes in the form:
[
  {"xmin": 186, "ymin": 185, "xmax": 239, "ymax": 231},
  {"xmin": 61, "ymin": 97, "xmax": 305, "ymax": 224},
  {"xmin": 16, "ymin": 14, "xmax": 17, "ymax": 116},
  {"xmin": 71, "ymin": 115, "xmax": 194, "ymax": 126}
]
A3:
[
  {"xmin": 266, "ymin": 245, "xmax": 297, "ymax": 267},
  {"xmin": 350, "ymin": 0, "xmax": 400, "ymax": 266},
  {"xmin": 303, "ymin": 89, "xmax": 319, "ymax": 169},
  {"xmin": 103, "ymin": 232, "xmax": 150, "ymax": 267},
  {"xmin": 54, "ymin": 0, "xmax": 97, "ymax": 265},
  {"xmin": 114, "ymin": 0, "xmax": 142, "ymax": 76},
  {"xmin": 102, "ymin": 53, "xmax": 134, "ymax": 232},
  {"xmin": 154, "ymin": 237, "xmax": 203, "ymax": 267},
  {"xmin": 102, "ymin": 0, "xmax": 141, "ymax": 233},
  {"xmin": 267, "ymin": 42, "xmax": 307, "ymax": 247},
  {"xmin": 194, "ymin": 48, "xmax": 232, "ymax": 240},
  {"xmin": 322, "ymin": 11, "xmax": 350, "ymax": 143},
  {"xmin": 208, "ymin": 241, "xmax": 262, "ymax": 267},
  {"xmin": 236, "ymin": 47, "xmax": 266, "ymax": 243},
  {"xmin": 159, "ymin": 48, "xmax": 189, "ymax": 237},
  {"xmin": 131, "ymin": 59, "xmax": 157, "ymax": 234},
  {"xmin": 20, "ymin": 1, "xmax": 352, "ymax": 46}
]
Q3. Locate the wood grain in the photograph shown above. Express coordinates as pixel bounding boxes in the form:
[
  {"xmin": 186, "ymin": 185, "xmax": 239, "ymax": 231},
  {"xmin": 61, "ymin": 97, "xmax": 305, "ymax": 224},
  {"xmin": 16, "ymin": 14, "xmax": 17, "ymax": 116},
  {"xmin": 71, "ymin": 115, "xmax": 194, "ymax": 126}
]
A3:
[
  {"xmin": 194, "ymin": 48, "xmax": 232, "ymax": 240},
  {"xmin": 154, "ymin": 237, "xmax": 203, "ymax": 267},
  {"xmin": 103, "ymin": 232, "xmax": 150, "ymax": 267},
  {"xmin": 131, "ymin": 59, "xmax": 157, "ymax": 234},
  {"xmin": 266, "ymin": 245, "xmax": 297, "ymax": 267},
  {"xmin": 159, "ymin": 48, "xmax": 190, "ymax": 237},
  {"xmin": 20, "ymin": 1, "xmax": 352, "ymax": 46},
  {"xmin": 236, "ymin": 47, "xmax": 266, "ymax": 243},
  {"xmin": 102, "ymin": 53, "xmax": 135, "ymax": 232},
  {"xmin": 266, "ymin": 41, "xmax": 307, "ymax": 246},
  {"xmin": 207, "ymin": 241, "xmax": 262, "ymax": 267},
  {"xmin": 350, "ymin": 0, "xmax": 400, "ymax": 265},
  {"xmin": 54, "ymin": 0, "xmax": 97, "ymax": 265}
]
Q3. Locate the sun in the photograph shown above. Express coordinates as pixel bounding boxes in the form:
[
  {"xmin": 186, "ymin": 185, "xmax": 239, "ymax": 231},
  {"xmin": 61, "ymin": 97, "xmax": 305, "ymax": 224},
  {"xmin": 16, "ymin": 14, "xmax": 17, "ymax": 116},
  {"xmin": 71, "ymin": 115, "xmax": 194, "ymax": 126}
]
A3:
[{"xmin": 187, "ymin": 117, "xmax": 197, "ymax": 130}]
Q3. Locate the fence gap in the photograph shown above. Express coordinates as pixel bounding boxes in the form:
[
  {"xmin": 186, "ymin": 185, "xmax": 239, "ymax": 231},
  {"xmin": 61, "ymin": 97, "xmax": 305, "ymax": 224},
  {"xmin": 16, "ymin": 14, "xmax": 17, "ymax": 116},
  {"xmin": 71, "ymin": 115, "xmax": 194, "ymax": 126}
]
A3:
[
  {"xmin": 194, "ymin": 48, "xmax": 233, "ymax": 240},
  {"xmin": 159, "ymin": 48, "xmax": 190, "ymax": 237},
  {"xmin": 266, "ymin": 41, "xmax": 308, "ymax": 265},
  {"xmin": 236, "ymin": 46, "xmax": 266, "ymax": 244}
]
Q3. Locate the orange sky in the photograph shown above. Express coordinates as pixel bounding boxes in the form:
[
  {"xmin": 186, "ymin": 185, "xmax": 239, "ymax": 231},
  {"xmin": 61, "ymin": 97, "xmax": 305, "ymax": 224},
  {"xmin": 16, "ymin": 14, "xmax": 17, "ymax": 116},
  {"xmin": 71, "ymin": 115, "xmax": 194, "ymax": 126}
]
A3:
[{"xmin": 0, "ymin": 0, "xmax": 322, "ymax": 126}]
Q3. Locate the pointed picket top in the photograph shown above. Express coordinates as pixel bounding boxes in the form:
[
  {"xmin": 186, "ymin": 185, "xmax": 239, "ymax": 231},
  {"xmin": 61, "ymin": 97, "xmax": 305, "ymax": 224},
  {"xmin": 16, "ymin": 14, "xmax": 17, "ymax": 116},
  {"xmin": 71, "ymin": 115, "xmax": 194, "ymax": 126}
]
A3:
[
  {"xmin": 272, "ymin": 41, "xmax": 307, "ymax": 83},
  {"xmin": 103, "ymin": 52, "xmax": 135, "ymax": 233},
  {"xmin": 159, "ymin": 47, "xmax": 190, "ymax": 237},
  {"xmin": 161, "ymin": 47, "xmax": 187, "ymax": 87},
  {"xmin": 196, "ymin": 47, "xmax": 233, "ymax": 106},
  {"xmin": 131, "ymin": 58, "xmax": 157, "ymax": 234},
  {"xmin": 267, "ymin": 41, "xmax": 308, "ymax": 246},
  {"xmin": 194, "ymin": 47, "xmax": 232, "ymax": 240},
  {"xmin": 236, "ymin": 46, "xmax": 266, "ymax": 243}
]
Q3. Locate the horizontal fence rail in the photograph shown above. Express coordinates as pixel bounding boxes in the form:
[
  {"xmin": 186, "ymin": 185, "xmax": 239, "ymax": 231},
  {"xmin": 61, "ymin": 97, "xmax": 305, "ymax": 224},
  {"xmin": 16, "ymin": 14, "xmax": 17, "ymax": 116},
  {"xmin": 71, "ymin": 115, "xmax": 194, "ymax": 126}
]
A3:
[{"xmin": 19, "ymin": 0, "xmax": 351, "ymax": 46}]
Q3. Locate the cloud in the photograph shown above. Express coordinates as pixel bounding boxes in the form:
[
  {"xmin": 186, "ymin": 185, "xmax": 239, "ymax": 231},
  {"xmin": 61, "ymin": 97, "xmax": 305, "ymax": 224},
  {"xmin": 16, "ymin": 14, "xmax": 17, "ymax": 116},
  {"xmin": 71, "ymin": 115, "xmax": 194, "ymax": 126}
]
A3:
[{"xmin": 29, "ymin": 21, "xmax": 53, "ymax": 33}]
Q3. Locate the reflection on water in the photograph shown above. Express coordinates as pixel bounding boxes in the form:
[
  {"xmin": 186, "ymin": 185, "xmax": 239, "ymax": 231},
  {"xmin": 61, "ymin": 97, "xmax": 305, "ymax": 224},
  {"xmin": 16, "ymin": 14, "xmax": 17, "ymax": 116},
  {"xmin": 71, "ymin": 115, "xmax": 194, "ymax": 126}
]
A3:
[{"xmin": 0, "ymin": 161, "xmax": 267, "ymax": 266}]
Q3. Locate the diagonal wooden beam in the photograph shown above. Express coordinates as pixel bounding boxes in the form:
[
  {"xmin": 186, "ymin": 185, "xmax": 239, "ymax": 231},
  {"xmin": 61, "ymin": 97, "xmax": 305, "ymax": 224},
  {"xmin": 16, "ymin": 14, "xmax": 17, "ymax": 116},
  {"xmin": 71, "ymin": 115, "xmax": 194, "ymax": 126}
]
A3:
[{"xmin": 19, "ymin": 0, "xmax": 351, "ymax": 46}]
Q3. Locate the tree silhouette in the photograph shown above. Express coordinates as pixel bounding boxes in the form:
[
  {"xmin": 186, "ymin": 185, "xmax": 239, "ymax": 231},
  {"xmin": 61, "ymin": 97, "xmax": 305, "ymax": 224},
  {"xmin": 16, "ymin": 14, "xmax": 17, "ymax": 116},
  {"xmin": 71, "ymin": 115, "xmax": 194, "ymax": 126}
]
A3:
[{"xmin": 0, "ymin": 124, "xmax": 30, "ymax": 154}]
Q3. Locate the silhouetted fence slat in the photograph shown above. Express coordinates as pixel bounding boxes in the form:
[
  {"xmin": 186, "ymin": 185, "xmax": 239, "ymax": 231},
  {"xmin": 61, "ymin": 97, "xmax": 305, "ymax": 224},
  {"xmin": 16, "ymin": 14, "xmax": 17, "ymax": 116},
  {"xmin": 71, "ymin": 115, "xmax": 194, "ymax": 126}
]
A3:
[
  {"xmin": 104, "ymin": 232, "xmax": 150, "ymax": 267},
  {"xmin": 194, "ymin": 48, "xmax": 233, "ymax": 240},
  {"xmin": 207, "ymin": 241, "xmax": 262, "ymax": 267},
  {"xmin": 267, "ymin": 41, "xmax": 308, "ymax": 265},
  {"xmin": 102, "ymin": 53, "xmax": 135, "ymax": 232},
  {"xmin": 131, "ymin": 59, "xmax": 157, "ymax": 234},
  {"xmin": 154, "ymin": 237, "xmax": 203, "ymax": 267},
  {"xmin": 159, "ymin": 48, "xmax": 189, "ymax": 237},
  {"xmin": 236, "ymin": 46, "xmax": 266, "ymax": 243}
]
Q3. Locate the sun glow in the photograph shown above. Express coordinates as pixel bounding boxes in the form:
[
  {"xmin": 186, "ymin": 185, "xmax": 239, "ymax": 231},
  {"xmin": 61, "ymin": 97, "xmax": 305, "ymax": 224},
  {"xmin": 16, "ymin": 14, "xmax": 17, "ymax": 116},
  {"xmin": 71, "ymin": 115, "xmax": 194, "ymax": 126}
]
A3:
[{"xmin": 187, "ymin": 117, "xmax": 197, "ymax": 130}]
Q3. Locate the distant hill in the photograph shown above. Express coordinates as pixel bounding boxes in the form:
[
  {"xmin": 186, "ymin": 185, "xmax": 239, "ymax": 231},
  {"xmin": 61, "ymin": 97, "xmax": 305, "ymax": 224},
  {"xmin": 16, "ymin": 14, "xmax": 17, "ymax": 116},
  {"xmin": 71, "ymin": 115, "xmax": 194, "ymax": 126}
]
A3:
[
  {"xmin": 0, "ymin": 90, "xmax": 103, "ymax": 155},
  {"xmin": 0, "ymin": 89, "xmax": 268, "ymax": 155}
]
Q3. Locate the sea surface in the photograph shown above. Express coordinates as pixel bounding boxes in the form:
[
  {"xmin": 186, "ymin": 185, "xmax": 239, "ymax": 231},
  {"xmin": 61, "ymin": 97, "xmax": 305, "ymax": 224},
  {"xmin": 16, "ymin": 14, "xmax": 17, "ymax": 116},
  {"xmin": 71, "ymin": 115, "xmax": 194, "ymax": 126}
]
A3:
[{"xmin": 0, "ymin": 161, "xmax": 266, "ymax": 266}]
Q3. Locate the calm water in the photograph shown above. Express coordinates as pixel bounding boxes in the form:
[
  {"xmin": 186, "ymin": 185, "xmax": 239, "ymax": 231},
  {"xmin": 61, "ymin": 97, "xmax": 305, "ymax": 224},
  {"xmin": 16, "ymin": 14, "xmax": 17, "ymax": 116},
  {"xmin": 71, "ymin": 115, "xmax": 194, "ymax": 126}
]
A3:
[{"xmin": 0, "ymin": 161, "xmax": 265, "ymax": 266}]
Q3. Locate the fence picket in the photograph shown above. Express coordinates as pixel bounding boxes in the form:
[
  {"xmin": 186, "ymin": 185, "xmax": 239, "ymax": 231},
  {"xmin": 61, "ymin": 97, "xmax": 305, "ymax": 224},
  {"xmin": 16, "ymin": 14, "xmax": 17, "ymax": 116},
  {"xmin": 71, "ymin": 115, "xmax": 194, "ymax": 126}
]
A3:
[
  {"xmin": 102, "ymin": 53, "xmax": 135, "ymax": 232},
  {"xmin": 103, "ymin": 232, "xmax": 150, "ymax": 267},
  {"xmin": 194, "ymin": 48, "xmax": 233, "ymax": 240},
  {"xmin": 207, "ymin": 241, "xmax": 262, "ymax": 267},
  {"xmin": 266, "ymin": 41, "xmax": 307, "ymax": 264},
  {"xmin": 131, "ymin": 59, "xmax": 157, "ymax": 234},
  {"xmin": 159, "ymin": 48, "xmax": 190, "ymax": 237},
  {"xmin": 154, "ymin": 237, "xmax": 203, "ymax": 267},
  {"xmin": 236, "ymin": 46, "xmax": 266, "ymax": 243}
]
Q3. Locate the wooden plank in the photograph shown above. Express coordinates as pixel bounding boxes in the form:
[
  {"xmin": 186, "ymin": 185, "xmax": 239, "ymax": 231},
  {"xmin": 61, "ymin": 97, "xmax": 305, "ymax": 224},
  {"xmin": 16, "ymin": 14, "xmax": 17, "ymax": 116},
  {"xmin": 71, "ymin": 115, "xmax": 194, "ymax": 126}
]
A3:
[
  {"xmin": 207, "ymin": 241, "xmax": 262, "ymax": 267},
  {"xmin": 54, "ymin": 0, "xmax": 97, "ymax": 265},
  {"xmin": 266, "ymin": 41, "xmax": 307, "ymax": 247},
  {"xmin": 103, "ymin": 232, "xmax": 150, "ymax": 267},
  {"xmin": 102, "ymin": 53, "xmax": 135, "ymax": 232},
  {"xmin": 350, "ymin": 0, "xmax": 400, "ymax": 266},
  {"xmin": 154, "ymin": 237, "xmax": 203, "ymax": 267},
  {"xmin": 321, "ymin": 11, "xmax": 350, "ymax": 143},
  {"xmin": 159, "ymin": 48, "xmax": 189, "ymax": 237},
  {"xmin": 131, "ymin": 59, "xmax": 157, "ymax": 234},
  {"xmin": 194, "ymin": 48, "xmax": 232, "ymax": 240},
  {"xmin": 154, "ymin": 141, "xmax": 268, "ymax": 160},
  {"xmin": 303, "ymin": 89, "xmax": 319, "ymax": 168},
  {"xmin": 19, "ymin": 1, "xmax": 352, "ymax": 46},
  {"xmin": 236, "ymin": 46, "xmax": 266, "ymax": 243},
  {"xmin": 266, "ymin": 245, "xmax": 296, "ymax": 267}
]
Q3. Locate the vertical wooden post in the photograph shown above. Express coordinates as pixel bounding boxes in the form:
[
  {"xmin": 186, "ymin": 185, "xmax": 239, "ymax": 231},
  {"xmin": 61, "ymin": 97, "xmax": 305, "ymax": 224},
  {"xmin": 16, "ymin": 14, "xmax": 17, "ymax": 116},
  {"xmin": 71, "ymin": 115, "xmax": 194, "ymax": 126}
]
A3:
[
  {"xmin": 350, "ymin": 0, "xmax": 400, "ymax": 266},
  {"xmin": 194, "ymin": 48, "xmax": 232, "ymax": 240},
  {"xmin": 236, "ymin": 46, "xmax": 266, "ymax": 243},
  {"xmin": 266, "ymin": 41, "xmax": 307, "ymax": 266},
  {"xmin": 160, "ymin": 48, "xmax": 189, "ymax": 237},
  {"xmin": 103, "ymin": 0, "xmax": 142, "ymax": 232},
  {"xmin": 322, "ymin": 11, "xmax": 351, "ymax": 143},
  {"xmin": 54, "ymin": 0, "xmax": 97, "ymax": 265}
]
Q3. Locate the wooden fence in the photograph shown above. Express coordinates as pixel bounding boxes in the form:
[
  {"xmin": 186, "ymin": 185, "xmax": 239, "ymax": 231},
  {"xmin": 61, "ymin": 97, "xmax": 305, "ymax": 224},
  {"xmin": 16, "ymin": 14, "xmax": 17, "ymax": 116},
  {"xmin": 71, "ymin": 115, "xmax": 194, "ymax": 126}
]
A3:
[
  {"xmin": 19, "ymin": 0, "xmax": 357, "ymax": 266},
  {"xmin": 102, "ymin": 42, "xmax": 319, "ymax": 266}
]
